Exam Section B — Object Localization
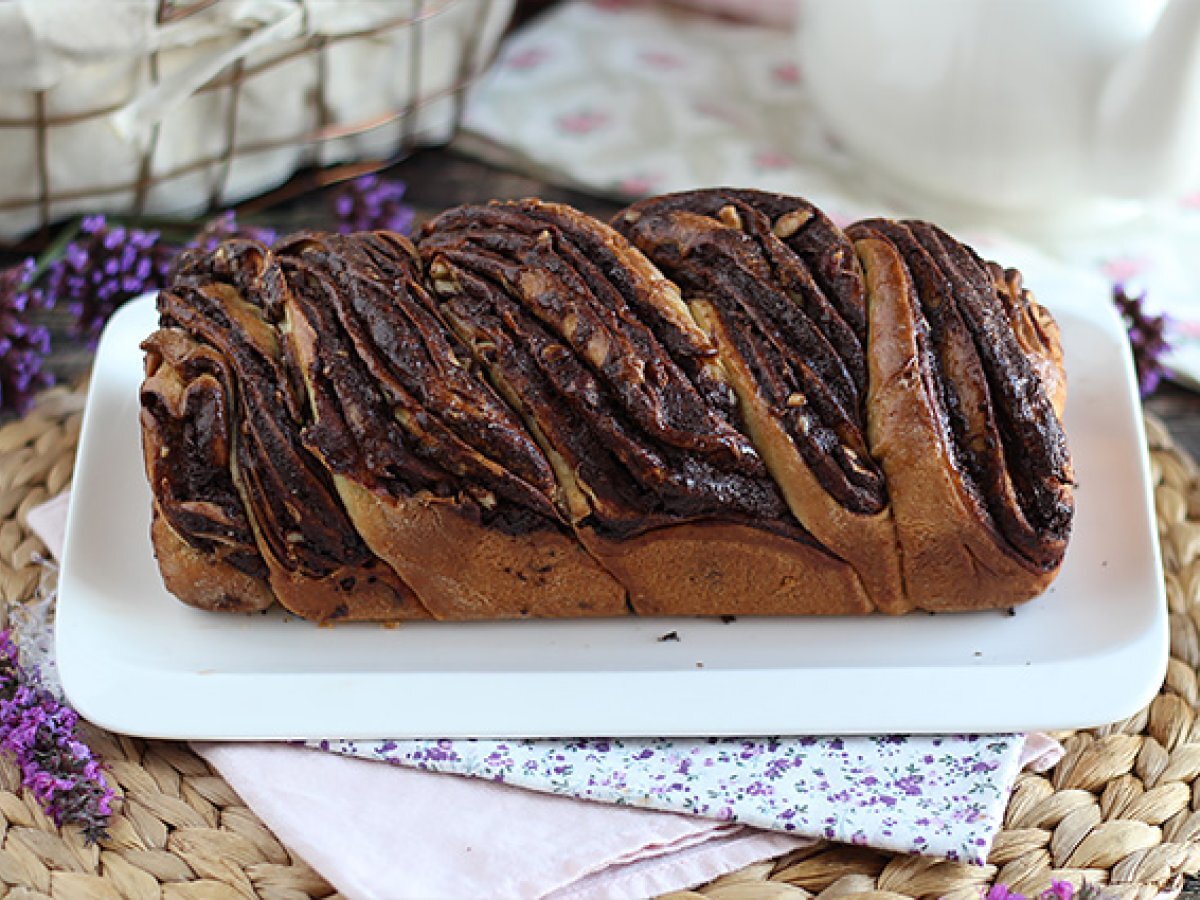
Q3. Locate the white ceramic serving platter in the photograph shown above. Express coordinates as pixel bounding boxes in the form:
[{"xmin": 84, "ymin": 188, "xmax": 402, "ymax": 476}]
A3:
[{"xmin": 57, "ymin": 266, "xmax": 1167, "ymax": 739}]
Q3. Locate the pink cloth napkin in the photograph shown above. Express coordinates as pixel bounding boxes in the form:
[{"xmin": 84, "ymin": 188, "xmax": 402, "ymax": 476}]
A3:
[
  {"xmin": 196, "ymin": 742, "xmax": 807, "ymax": 900},
  {"xmin": 26, "ymin": 490, "xmax": 68, "ymax": 563}
]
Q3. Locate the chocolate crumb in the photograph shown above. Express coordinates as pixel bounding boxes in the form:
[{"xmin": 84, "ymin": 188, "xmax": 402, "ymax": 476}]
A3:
[
  {"xmin": 658, "ymin": 631, "xmax": 680, "ymax": 642},
  {"xmin": 719, "ymin": 615, "xmax": 737, "ymax": 624},
  {"xmin": 1006, "ymin": 607, "xmax": 1016, "ymax": 617}
]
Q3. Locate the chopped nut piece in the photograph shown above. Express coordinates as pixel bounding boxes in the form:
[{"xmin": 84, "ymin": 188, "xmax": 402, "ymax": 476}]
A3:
[
  {"xmin": 772, "ymin": 209, "xmax": 812, "ymax": 239},
  {"xmin": 718, "ymin": 205, "xmax": 743, "ymax": 230}
]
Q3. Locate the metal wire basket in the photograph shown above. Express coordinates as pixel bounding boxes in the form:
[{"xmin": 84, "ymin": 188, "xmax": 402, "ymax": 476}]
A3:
[{"xmin": 0, "ymin": 0, "xmax": 514, "ymax": 239}]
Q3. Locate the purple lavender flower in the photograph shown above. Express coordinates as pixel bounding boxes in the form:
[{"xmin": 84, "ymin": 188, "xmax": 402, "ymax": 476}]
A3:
[
  {"xmin": 44, "ymin": 215, "xmax": 175, "ymax": 346},
  {"xmin": 1042, "ymin": 882, "xmax": 1074, "ymax": 900},
  {"xmin": 332, "ymin": 174, "xmax": 416, "ymax": 235},
  {"xmin": 986, "ymin": 885, "xmax": 1024, "ymax": 900},
  {"xmin": 1114, "ymin": 284, "xmax": 1171, "ymax": 397},
  {"xmin": 0, "ymin": 260, "xmax": 54, "ymax": 416},
  {"xmin": 983, "ymin": 881, "xmax": 1080, "ymax": 900},
  {"xmin": 0, "ymin": 631, "xmax": 113, "ymax": 842},
  {"xmin": 189, "ymin": 210, "xmax": 278, "ymax": 252}
]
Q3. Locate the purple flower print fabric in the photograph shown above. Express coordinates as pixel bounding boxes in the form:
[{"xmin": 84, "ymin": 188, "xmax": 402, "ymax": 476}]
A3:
[{"xmin": 310, "ymin": 734, "xmax": 1031, "ymax": 864}]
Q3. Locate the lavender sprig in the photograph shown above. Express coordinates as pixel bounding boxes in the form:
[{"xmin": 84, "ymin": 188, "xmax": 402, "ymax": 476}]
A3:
[
  {"xmin": 332, "ymin": 174, "xmax": 416, "ymax": 235},
  {"xmin": 1114, "ymin": 285, "xmax": 1171, "ymax": 398},
  {"xmin": 44, "ymin": 215, "xmax": 175, "ymax": 346},
  {"xmin": 0, "ymin": 631, "xmax": 113, "ymax": 842},
  {"xmin": 985, "ymin": 880, "xmax": 1106, "ymax": 900},
  {"xmin": 0, "ymin": 260, "xmax": 54, "ymax": 416},
  {"xmin": 8, "ymin": 177, "xmax": 412, "ymax": 372},
  {"xmin": 188, "ymin": 210, "xmax": 278, "ymax": 252}
]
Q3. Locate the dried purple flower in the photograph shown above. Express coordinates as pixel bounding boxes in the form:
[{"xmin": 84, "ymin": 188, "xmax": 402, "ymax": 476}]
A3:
[
  {"xmin": 0, "ymin": 630, "xmax": 113, "ymax": 842},
  {"xmin": 188, "ymin": 210, "xmax": 278, "ymax": 252},
  {"xmin": 332, "ymin": 174, "xmax": 415, "ymax": 235},
  {"xmin": 1114, "ymin": 284, "xmax": 1171, "ymax": 397},
  {"xmin": 45, "ymin": 215, "xmax": 175, "ymax": 346},
  {"xmin": 1042, "ymin": 881, "xmax": 1074, "ymax": 900},
  {"xmin": 983, "ymin": 880, "xmax": 1091, "ymax": 900},
  {"xmin": 0, "ymin": 259, "xmax": 54, "ymax": 416}
]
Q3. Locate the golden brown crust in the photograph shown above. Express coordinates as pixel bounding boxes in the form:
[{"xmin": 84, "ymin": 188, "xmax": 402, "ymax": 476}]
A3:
[
  {"xmin": 242, "ymin": 529, "xmax": 428, "ymax": 622},
  {"xmin": 337, "ymin": 478, "xmax": 628, "ymax": 619},
  {"xmin": 613, "ymin": 189, "xmax": 907, "ymax": 613},
  {"xmin": 147, "ymin": 506, "xmax": 276, "ymax": 613},
  {"xmin": 581, "ymin": 521, "xmax": 872, "ymax": 616}
]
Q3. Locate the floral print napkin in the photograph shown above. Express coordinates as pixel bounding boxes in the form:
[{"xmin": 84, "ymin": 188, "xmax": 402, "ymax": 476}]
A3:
[
  {"xmin": 460, "ymin": 0, "xmax": 1200, "ymax": 390},
  {"xmin": 310, "ymin": 734, "xmax": 1061, "ymax": 864}
]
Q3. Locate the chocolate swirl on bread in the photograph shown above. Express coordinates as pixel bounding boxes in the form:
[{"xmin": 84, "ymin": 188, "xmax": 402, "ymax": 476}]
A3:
[
  {"xmin": 142, "ymin": 240, "xmax": 427, "ymax": 622},
  {"xmin": 848, "ymin": 220, "xmax": 1073, "ymax": 609},
  {"xmin": 141, "ymin": 327, "xmax": 275, "ymax": 613},
  {"xmin": 613, "ymin": 189, "xmax": 904, "ymax": 612},
  {"xmin": 140, "ymin": 190, "xmax": 1075, "ymax": 620},
  {"xmin": 421, "ymin": 199, "xmax": 867, "ymax": 615},
  {"xmin": 275, "ymin": 230, "xmax": 626, "ymax": 619}
]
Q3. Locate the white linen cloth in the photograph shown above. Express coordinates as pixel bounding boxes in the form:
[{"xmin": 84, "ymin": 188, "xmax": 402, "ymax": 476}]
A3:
[{"xmin": 0, "ymin": 0, "xmax": 514, "ymax": 238}]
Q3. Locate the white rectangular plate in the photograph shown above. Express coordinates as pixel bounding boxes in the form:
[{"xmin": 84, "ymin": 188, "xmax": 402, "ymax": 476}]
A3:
[{"xmin": 57, "ymin": 266, "xmax": 1168, "ymax": 739}]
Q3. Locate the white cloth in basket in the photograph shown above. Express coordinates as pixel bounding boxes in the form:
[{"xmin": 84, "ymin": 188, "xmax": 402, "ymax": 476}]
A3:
[{"xmin": 0, "ymin": 0, "xmax": 514, "ymax": 238}]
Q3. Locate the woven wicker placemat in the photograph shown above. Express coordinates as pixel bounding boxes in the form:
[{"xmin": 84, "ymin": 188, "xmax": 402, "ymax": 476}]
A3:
[{"xmin": 1, "ymin": 386, "xmax": 1198, "ymax": 900}]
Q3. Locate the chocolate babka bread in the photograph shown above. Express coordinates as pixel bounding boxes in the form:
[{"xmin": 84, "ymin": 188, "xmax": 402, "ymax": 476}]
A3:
[
  {"xmin": 139, "ymin": 189, "xmax": 1074, "ymax": 622},
  {"xmin": 141, "ymin": 240, "xmax": 428, "ymax": 621}
]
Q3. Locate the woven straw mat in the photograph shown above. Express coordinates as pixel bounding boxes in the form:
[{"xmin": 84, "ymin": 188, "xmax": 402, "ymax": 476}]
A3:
[{"xmin": 1, "ymin": 384, "xmax": 1199, "ymax": 900}]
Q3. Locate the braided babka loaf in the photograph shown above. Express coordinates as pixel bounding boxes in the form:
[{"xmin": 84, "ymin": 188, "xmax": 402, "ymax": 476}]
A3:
[{"xmin": 139, "ymin": 189, "xmax": 1074, "ymax": 622}]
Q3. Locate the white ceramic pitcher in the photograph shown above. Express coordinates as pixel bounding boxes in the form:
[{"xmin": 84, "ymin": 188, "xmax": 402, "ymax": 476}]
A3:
[{"xmin": 799, "ymin": 0, "xmax": 1200, "ymax": 227}]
